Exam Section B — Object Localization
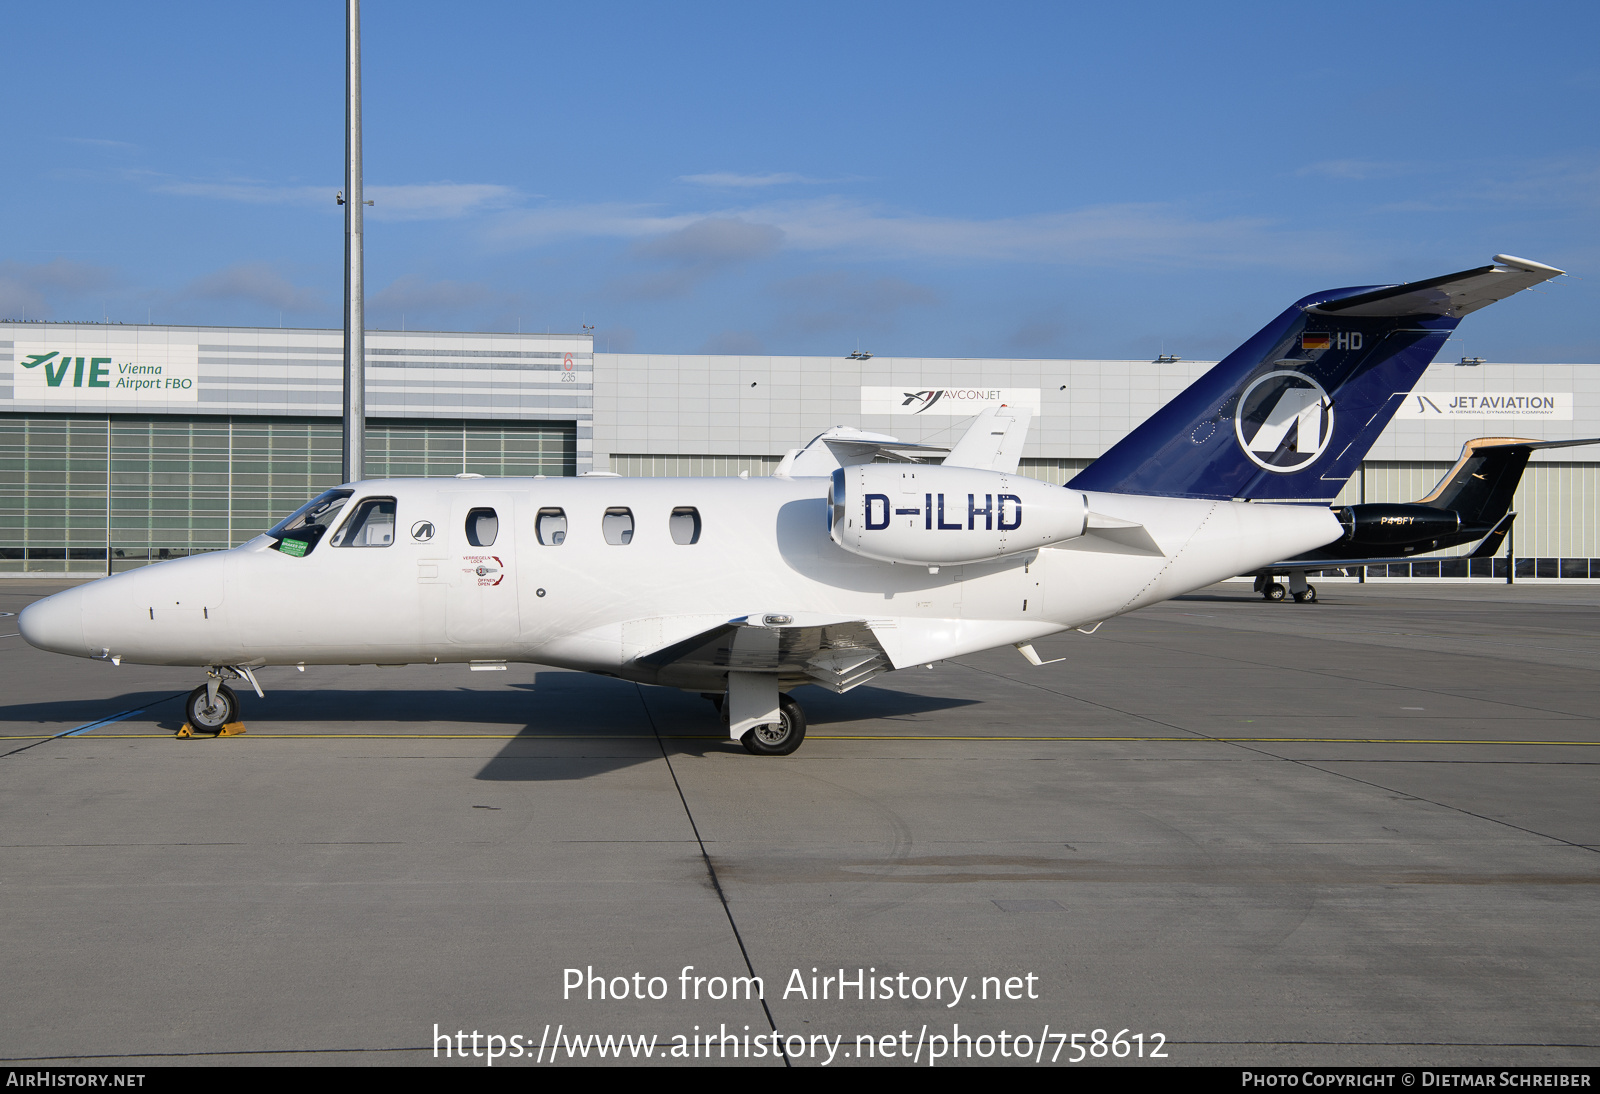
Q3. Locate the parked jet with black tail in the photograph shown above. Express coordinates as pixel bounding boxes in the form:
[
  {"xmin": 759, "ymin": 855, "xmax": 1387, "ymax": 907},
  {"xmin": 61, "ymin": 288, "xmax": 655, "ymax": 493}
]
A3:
[
  {"xmin": 1249, "ymin": 435, "xmax": 1600, "ymax": 602},
  {"xmin": 19, "ymin": 255, "xmax": 1563, "ymax": 754}
]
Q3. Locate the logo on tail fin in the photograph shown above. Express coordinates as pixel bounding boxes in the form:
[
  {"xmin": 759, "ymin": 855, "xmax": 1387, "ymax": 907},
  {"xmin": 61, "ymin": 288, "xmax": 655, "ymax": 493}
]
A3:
[{"xmin": 1234, "ymin": 371, "xmax": 1334, "ymax": 473}]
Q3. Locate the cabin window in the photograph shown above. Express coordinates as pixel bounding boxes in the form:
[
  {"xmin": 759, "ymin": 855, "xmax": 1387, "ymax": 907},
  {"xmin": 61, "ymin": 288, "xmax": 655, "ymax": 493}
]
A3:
[
  {"xmin": 267, "ymin": 488, "xmax": 353, "ymax": 557},
  {"xmin": 537, "ymin": 508, "xmax": 567, "ymax": 546},
  {"xmin": 602, "ymin": 507, "xmax": 634, "ymax": 545},
  {"xmin": 331, "ymin": 498, "xmax": 397, "ymax": 547},
  {"xmin": 669, "ymin": 506, "xmax": 701, "ymax": 545},
  {"xmin": 466, "ymin": 507, "xmax": 499, "ymax": 547}
]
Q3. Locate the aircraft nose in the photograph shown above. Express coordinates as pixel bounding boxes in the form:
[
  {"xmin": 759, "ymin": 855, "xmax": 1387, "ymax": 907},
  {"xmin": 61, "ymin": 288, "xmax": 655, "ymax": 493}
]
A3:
[{"xmin": 18, "ymin": 586, "xmax": 88, "ymax": 657}]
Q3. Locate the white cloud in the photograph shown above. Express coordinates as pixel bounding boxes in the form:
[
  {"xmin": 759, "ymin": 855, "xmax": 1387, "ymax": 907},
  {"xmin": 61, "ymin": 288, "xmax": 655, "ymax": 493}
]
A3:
[
  {"xmin": 611, "ymin": 218, "xmax": 786, "ymax": 300},
  {"xmin": 633, "ymin": 217, "xmax": 784, "ymax": 264},
  {"xmin": 183, "ymin": 263, "xmax": 322, "ymax": 312},
  {"xmin": 678, "ymin": 172, "xmax": 822, "ymax": 188},
  {"xmin": 1295, "ymin": 159, "xmax": 1422, "ymax": 181},
  {"xmin": 0, "ymin": 259, "xmax": 118, "ymax": 319},
  {"xmin": 772, "ymin": 271, "xmax": 940, "ymax": 335},
  {"xmin": 134, "ymin": 172, "xmax": 518, "ymax": 220},
  {"xmin": 495, "ymin": 197, "xmax": 1347, "ymax": 269},
  {"xmin": 365, "ymin": 183, "xmax": 518, "ymax": 221},
  {"xmin": 370, "ymin": 274, "xmax": 501, "ymax": 313}
]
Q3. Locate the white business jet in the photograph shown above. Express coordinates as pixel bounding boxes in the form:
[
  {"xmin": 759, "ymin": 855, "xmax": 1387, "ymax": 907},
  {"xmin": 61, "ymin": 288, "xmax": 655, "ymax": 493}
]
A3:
[{"xmin": 19, "ymin": 256, "xmax": 1562, "ymax": 754}]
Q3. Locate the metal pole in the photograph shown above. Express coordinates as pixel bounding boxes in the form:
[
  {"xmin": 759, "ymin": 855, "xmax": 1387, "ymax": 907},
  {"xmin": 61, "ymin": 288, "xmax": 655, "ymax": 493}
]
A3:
[{"xmin": 342, "ymin": 0, "xmax": 365, "ymax": 484}]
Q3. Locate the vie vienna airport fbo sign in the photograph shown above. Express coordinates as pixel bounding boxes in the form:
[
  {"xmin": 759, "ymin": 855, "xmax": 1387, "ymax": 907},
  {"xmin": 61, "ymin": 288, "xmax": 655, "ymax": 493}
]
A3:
[{"xmin": 12, "ymin": 336, "xmax": 200, "ymax": 405}]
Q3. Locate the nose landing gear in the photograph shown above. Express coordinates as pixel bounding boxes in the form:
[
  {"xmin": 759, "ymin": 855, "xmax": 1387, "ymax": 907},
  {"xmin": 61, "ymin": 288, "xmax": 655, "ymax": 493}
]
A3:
[{"xmin": 177, "ymin": 665, "xmax": 261, "ymax": 738}]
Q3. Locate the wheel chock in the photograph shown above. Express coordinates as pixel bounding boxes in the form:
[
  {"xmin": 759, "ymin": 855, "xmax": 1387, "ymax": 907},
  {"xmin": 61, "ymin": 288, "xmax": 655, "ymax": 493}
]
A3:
[{"xmin": 174, "ymin": 722, "xmax": 247, "ymax": 739}]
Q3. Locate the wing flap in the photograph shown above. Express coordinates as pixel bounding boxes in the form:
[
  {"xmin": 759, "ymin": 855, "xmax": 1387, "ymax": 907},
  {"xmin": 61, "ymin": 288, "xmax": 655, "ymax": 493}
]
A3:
[{"xmin": 634, "ymin": 615, "xmax": 892, "ymax": 693}]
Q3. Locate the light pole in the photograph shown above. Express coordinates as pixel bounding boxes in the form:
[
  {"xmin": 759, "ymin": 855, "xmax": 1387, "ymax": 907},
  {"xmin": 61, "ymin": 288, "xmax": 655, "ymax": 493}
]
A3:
[{"xmin": 341, "ymin": 0, "xmax": 366, "ymax": 484}]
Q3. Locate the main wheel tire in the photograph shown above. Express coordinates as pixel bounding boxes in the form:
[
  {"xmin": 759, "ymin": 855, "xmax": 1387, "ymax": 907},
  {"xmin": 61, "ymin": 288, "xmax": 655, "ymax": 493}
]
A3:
[
  {"xmin": 1264, "ymin": 582, "xmax": 1286, "ymax": 601},
  {"xmin": 740, "ymin": 693, "xmax": 807, "ymax": 756},
  {"xmin": 185, "ymin": 683, "xmax": 238, "ymax": 731},
  {"xmin": 1291, "ymin": 590, "xmax": 1307, "ymax": 603},
  {"xmin": 1304, "ymin": 584, "xmax": 1318, "ymax": 603}
]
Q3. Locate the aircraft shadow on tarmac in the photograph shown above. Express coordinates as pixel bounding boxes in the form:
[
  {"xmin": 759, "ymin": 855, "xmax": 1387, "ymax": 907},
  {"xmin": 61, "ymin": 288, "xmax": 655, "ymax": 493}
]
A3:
[
  {"xmin": 473, "ymin": 674, "xmax": 980, "ymax": 782},
  {"xmin": 0, "ymin": 672, "xmax": 974, "ymax": 782}
]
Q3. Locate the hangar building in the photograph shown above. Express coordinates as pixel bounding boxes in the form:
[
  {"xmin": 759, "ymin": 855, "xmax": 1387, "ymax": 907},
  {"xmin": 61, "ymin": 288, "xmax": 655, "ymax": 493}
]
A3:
[{"xmin": 3, "ymin": 321, "xmax": 1597, "ymax": 581}]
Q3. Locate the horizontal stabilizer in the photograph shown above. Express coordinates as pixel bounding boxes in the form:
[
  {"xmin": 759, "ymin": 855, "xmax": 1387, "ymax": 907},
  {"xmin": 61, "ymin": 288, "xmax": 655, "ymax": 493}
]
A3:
[
  {"xmin": 1311, "ymin": 255, "xmax": 1564, "ymax": 319},
  {"xmin": 942, "ymin": 404, "xmax": 1033, "ymax": 474},
  {"xmin": 1469, "ymin": 512, "xmax": 1516, "ymax": 559},
  {"xmin": 776, "ymin": 426, "xmax": 946, "ymax": 478}
]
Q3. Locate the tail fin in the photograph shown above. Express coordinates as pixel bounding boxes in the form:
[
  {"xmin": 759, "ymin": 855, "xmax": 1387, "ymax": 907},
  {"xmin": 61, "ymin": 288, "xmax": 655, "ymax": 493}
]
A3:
[
  {"xmin": 1421, "ymin": 436, "xmax": 1600, "ymax": 525},
  {"xmin": 1070, "ymin": 255, "xmax": 1564, "ymax": 502}
]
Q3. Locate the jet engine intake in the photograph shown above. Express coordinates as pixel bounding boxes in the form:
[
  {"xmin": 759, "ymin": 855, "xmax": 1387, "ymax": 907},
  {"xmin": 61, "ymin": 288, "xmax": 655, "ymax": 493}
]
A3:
[{"xmin": 829, "ymin": 465, "xmax": 1088, "ymax": 566}]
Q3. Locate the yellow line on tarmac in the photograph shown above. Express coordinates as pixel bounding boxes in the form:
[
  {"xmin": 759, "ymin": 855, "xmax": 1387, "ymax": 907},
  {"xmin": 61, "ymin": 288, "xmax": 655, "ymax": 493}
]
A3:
[{"xmin": 8, "ymin": 732, "xmax": 1597, "ymax": 746}]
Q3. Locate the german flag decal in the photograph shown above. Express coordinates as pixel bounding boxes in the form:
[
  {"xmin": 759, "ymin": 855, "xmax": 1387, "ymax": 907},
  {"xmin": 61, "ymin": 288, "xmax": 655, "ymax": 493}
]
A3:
[{"xmin": 1301, "ymin": 332, "xmax": 1331, "ymax": 351}]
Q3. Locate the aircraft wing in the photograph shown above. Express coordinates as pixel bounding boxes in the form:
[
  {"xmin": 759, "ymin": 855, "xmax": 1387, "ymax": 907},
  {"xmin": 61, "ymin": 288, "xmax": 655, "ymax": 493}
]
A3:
[
  {"xmin": 634, "ymin": 614, "xmax": 892, "ymax": 693},
  {"xmin": 942, "ymin": 404, "xmax": 1033, "ymax": 474}
]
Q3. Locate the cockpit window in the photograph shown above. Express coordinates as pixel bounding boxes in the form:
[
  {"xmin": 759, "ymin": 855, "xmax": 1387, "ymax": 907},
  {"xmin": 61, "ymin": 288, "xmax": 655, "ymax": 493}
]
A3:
[
  {"xmin": 331, "ymin": 498, "xmax": 397, "ymax": 547},
  {"xmin": 268, "ymin": 489, "xmax": 353, "ymax": 557}
]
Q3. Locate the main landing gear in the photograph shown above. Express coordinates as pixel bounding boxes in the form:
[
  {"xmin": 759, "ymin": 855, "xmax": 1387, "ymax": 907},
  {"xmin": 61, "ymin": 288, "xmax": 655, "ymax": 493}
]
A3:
[
  {"xmin": 741, "ymin": 694, "xmax": 807, "ymax": 756},
  {"xmin": 1254, "ymin": 573, "xmax": 1317, "ymax": 604},
  {"xmin": 707, "ymin": 677, "xmax": 808, "ymax": 756}
]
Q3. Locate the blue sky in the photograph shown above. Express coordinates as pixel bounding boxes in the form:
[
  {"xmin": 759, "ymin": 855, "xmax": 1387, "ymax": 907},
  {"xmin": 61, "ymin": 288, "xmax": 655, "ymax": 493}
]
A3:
[{"xmin": 3, "ymin": 1, "xmax": 1596, "ymax": 361}]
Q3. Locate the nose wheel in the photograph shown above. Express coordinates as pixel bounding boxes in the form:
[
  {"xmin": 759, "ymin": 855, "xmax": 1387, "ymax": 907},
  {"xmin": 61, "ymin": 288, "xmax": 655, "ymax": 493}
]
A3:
[{"xmin": 184, "ymin": 683, "xmax": 239, "ymax": 731}]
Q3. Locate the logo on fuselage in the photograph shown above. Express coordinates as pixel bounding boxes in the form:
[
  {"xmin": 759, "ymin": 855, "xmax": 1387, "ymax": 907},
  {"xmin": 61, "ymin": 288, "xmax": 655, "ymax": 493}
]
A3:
[
  {"xmin": 1234, "ymin": 371, "xmax": 1334, "ymax": 473},
  {"xmin": 410, "ymin": 521, "xmax": 435, "ymax": 542}
]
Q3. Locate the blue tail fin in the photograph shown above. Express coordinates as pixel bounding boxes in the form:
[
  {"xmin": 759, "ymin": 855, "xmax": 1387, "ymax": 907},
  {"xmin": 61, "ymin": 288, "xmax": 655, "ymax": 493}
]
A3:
[{"xmin": 1069, "ymin": 255, "xmax": 1564, "ymax": 502}]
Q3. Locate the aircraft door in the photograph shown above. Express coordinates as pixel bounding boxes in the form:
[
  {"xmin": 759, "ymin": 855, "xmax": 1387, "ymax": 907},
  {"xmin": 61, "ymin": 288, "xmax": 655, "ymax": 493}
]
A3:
[{"xmin": 446, "ymin": 494, "xmax": 521, "ymax": 648}]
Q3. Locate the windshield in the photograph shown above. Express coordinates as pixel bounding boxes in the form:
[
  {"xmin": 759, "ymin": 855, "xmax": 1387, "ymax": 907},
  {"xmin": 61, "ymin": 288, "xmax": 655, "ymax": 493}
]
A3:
[{"xmin": 267, "ymin": 489, "xmax": 353, "ymax": 557}]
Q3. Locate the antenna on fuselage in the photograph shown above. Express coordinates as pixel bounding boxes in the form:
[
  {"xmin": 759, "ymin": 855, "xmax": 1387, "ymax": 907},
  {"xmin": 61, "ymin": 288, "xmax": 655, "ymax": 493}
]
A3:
[{"xmin": 341, "ymin": 0, "xmax": 366, "ymax": 484}]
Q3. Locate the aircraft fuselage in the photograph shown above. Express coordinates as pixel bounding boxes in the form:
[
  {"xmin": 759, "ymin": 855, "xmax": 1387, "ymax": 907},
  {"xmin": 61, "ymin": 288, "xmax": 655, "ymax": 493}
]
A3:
[{"xmin": 20, "ymin": 475, "xmax": 1340, "ymax": 686}]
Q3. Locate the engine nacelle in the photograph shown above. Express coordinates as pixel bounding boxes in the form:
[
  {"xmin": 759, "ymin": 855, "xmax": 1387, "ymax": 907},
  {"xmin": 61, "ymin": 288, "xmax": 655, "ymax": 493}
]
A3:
[
  {"xmin": 1335, "ymin": 504, "xmax": 1461, "ymax": 548},
  {"xmin": 829, "ymin": 465, "xmax": 1088, "ymax": 566}
]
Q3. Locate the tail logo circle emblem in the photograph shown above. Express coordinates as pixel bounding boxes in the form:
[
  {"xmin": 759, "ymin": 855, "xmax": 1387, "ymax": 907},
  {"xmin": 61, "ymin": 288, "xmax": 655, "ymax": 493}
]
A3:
[{"xmin": 1234, "ymin": 371, "xmax": 1334, "ymax": 474}]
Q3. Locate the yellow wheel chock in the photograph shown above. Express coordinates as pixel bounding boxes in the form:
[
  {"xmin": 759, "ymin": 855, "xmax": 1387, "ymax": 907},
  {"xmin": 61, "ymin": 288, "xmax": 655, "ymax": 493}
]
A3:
[{"xmin": 176, "ymin": 722, "xmax": 247, "ymax": 739}]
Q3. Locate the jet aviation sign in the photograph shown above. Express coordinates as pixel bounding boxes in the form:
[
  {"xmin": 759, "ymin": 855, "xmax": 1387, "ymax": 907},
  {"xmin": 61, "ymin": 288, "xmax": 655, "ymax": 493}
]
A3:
[
  {"xmin": 860, "ymin": 387, "xmax": 1041, "ymax": 416},
  {"xmin": 1395, "ymin": 392, "xmax": 1572, "ymax": 420},
  {"xmin": 10, "ymin": 337, "xmax": 200, "ymax": 405}
]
